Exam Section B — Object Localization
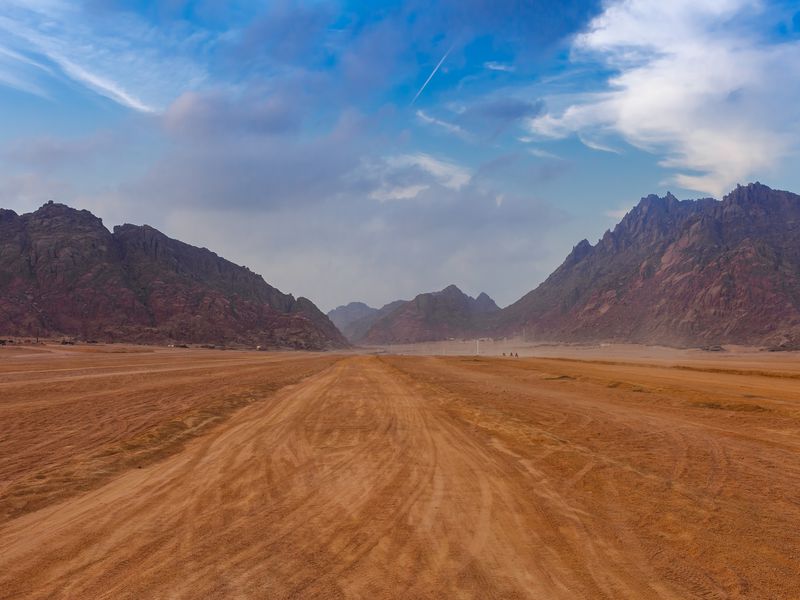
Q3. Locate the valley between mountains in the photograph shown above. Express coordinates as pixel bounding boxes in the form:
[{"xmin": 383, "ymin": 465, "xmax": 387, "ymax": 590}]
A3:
[
  {"xmin": 3, "ymin": 184, "xmax": 800, "ymax": 599},
  {"xmin": 3, "ymin": 4, "xmax": 799, "ymax": 599},
  {"xmin": 3, "ymin": 182, "xmax": 800, "ymax": 350}
]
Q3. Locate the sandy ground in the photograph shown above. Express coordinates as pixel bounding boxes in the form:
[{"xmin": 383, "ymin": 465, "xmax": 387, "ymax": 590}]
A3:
[{"xmin": 1, "ymin": 344, "xmax": 799, "ymax": 598}]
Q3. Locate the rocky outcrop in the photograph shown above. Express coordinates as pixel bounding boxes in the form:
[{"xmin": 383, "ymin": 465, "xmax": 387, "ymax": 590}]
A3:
[
  {"xmin": 361, "ymin": 285, "xmax": 499, "ymax": 344},
  {"xmin": 495, "ymin": 183, "xmax": 800, "ymax": 347},
  {"xmin": 0, "ymin": 202, "xmax": 348, "ymax": 349}
]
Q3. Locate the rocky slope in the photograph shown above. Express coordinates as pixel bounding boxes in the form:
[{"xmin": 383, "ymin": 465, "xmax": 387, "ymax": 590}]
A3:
[
  {"xmin": 328, "ymin": 300, "xmax": 406, "ymax": 343},
  {"xmin": 362, "ymin": 285, "xmax": 499, "ymax": 344},
  {"xmin": 0, "ymin": 202, "xmax": 348, "ymax": 349},
  {"xmin": 496, "ymin": 182, "xmax": 800, "ymax": 348}
]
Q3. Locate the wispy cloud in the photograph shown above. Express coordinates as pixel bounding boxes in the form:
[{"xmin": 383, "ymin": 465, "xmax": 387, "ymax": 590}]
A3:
[
  {"xmin": 363, "ymin": 152, "xmax": 472, "ymax": 201},
  {"xmin": 369, "ymin": 183, "xmax": 430, "ymax": 202},
  {"xmin": 483, "ymin": 61, "xmax": 515, "ymax": 72},
  {"xmin": 392, "ymin": 153, "xmax": 471, "ymax": 190},
  {"xmin": 527, "ymin": 147, "xmax": 562, "ymax": 160},
  {"xmin": 416, "ymin": 109, "xmax": 471, "ymax": 139},
  {"xmin": 577, "ymin": 133, "xmax": 621, "ymax": 154},
  {"xmin": 54, "ymin": 53, "xmax": 155, "ymax": 113},
  {"xmin": 528, "ymin": 0, "xmax": 800, "ymax": 196},
  {"xmin": 0, "ymin": 40, "xmax": 55, "ymax": 98},
  {"xmin": 0, "ymin": 2, "xmax": 208, "ymax": 112}
]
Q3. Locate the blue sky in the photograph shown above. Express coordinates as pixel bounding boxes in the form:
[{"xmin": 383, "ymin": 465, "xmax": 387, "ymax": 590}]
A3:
[{"xmin": 1, "ymin": 0, "xmax": 800, "ymax": 310}]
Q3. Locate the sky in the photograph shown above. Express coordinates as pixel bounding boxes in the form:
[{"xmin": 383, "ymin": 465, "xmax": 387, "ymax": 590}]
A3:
[{"xmin": 1, "ymin": 0, "xmax": 799, "ymax": 311}]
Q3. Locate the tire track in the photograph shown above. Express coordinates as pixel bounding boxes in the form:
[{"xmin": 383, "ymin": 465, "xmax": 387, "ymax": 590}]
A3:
[{"xmin": 2, "ymin": 354, "xmax": 798, "ymax": 598}]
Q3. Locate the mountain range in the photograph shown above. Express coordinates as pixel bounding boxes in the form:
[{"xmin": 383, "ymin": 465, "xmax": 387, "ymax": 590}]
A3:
[
  {"xmin": 333, "ymin": 183, "xmax": 800, "ymax": 349},
  {"xmin": 327, "ymin": 299, "xmax": 407, "ymax": 342},
  {"xmin": 329, "ymin": 286, "xmax": 499, "ymax": 344},
  {"xmin": 493, "ymin": 182, "xmax": 800, "ymax": 348},
  {"xmin": 0, "ymin": 202, "xmax": 347, "ymax": 349},
  {"xmin": 3, "ymin": 182, "xmax": 799, "ymax": 350}
]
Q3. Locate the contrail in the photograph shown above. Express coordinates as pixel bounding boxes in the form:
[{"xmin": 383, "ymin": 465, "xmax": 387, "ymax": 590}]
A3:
[{"xmin": 411, "ymin": 45, "xmax": 453, "ymax": 105}]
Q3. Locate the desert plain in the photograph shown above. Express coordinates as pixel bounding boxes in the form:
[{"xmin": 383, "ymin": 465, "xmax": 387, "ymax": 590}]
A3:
[{"xmin": 1, "ymin": 343, "xmax": 799, "ymax": 599}]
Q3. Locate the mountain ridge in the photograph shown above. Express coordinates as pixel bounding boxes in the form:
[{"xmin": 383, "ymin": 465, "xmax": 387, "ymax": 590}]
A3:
[
  {"xmin": 334, "ymin": 182, "xmax": 800, "ymax": 349},
  {"xmin": 360, "ymin": 285, "xmax": 499, "ymax": 344},
  {"xmin": 494, "ymin": 182, "xmax": 800, "ymax": 348},
  {"xmin": 4, "ymin": 182, "xmax": 798, "ymax": 350},
  {"xmin": 327, "ymin": 300, "xmax": 411, "ymax": 343},
  {"xmin": 0, "ymin": 201, "xmax": 348, "ymax": 349}
]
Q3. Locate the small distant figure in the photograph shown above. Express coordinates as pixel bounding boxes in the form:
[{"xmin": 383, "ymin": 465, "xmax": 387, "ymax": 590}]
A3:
[
  {"xmin": 514, "ymin": 352, "xmax": 519, "ymax": 358},
  {"xmin": 502, "ymin": 352, "xmax": 506, "ymax": 357}
]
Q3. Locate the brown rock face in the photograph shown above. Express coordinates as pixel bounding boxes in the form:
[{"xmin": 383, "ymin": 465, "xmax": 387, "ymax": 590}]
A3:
[
  {"xmin": 362, "ymin": 285, "xmax": 499, "ymax": 344},
  {"xmin": 0, "ymin": 202, "xmax": 348, "ymax": 349},
  {"xmin": 496, "ymin": 182, "xmax": 800, "ymax": 347}
]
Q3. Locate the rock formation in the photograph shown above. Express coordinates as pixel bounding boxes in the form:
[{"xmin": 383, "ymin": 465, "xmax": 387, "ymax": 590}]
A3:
[
  {"xmin": 496, "ymin": 183, "xmax": 800, "ymax": 348},
  {"xmin": 0, "ymin": 202, "xmax": 348, "ymax": 349}
]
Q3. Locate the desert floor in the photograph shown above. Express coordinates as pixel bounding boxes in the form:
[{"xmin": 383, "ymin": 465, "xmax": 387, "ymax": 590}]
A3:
[{"xmin": 1, "ymin": 343, "xmax": 799, "ymax": 599}]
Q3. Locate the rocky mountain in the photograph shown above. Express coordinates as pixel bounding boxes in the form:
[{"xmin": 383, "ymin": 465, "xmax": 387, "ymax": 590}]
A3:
[
  {"xmin": 327, "ymin": 300, "xmax": 407, "ymax": 343},
  {"xmin": 495, "ymin": 182, "xmax": 800, "ymax": 348},
  {"xmin": 327, "ymin": 302, "xmax": 377, "ymax": 333},
  {"xmin": 0, "ymin": 202, "xmax": 348, "ymax": 349},
  {"xmin": 361, "ymin": 285, "xmax": 499, "ymax": 344}
]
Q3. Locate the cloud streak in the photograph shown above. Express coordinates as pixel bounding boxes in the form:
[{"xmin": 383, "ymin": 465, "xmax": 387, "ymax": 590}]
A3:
[
  {"xmin": 415, "ymin": 109, "xmax": 471, "ymax": 138},
  {"xmin": 362, "ymin": 152, "xmax": 472, "ymax": 202},
  {"xmin": 0, "ymin": 1, "xmax": 209, "ymax": 112}
]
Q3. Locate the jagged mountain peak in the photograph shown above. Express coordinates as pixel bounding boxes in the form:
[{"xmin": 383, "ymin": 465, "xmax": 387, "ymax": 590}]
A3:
[
  {"xmin": 497, "ymin": 182, "xmax": 800, "ymax": 347},
  {"xmin": 435, "ymin": 284, "xmax": 465, "ymax": 297},
  {"xmin": 473, "ymin": 292, "xmax": 500, "ymax": 314}
]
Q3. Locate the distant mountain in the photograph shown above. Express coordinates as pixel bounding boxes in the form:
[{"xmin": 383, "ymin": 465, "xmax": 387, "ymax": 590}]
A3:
[
  {"xmin": 327, "ymin": 302, "xmax": 377, "ymax": 332},
  {"xmin": 327, "ymin": 300, "xmax": 407, "ymax": 343},
  {"xmin": 495, "ymin": 183, "xmax": 800, "ymax": 348},
  {"xmin": 362, "ymin": 285, "xmax": 499, "ymax": 344},
  {"xmin": 0, "ymin": 202, "xmax": 348, "ymax": 349}
]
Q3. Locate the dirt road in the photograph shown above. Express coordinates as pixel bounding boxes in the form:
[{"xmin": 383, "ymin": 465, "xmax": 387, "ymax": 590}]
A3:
[{"xmin": 1, "ymin": 349, "xmax": 799, "ymax": 598}]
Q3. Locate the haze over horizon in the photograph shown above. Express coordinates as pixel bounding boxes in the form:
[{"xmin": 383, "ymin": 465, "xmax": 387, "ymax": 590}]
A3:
[{"xmin": 1, "ymin": 0, "xmax": 800, "ymax": 311}]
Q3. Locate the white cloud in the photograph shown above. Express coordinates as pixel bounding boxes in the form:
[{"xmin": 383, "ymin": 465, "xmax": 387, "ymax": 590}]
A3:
[
  {"xmin": 363, "ymin": 153, "xmax": 472, "ymax": 202},
  {"xmin": 484, "ymin": 61, "xmax": 515, "ymax": 72},
  {"xmin": 527, "ymin": 0, "xmax": 800, "ymax": 197},
  {"xmin": 415, "ymin": 109, "xmax": 471, "ymax": 139},
  {"xmin": 389, "ymin": 153, "xmax": 471, "ymax": 190},
  {"xmin": 526, "ymin": 147, "xmax": 562, "ymax": 160},
  {"xmin": 577, "ymin": 133, "xmax": 621, "ymax": 154},
  {"xmin": 53, "ymin": 53, "xmax": 155, "ymax": 113}
]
